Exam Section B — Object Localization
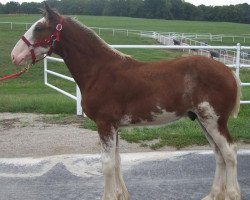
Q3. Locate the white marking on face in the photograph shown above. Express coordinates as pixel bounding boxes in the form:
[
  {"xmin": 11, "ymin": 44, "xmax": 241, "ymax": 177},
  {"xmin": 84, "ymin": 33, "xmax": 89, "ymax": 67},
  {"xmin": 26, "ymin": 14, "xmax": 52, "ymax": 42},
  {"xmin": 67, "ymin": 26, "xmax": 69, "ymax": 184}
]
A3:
[{"xmin": 11, "ymin": 17, "xmax": 49, "ymax": 66}]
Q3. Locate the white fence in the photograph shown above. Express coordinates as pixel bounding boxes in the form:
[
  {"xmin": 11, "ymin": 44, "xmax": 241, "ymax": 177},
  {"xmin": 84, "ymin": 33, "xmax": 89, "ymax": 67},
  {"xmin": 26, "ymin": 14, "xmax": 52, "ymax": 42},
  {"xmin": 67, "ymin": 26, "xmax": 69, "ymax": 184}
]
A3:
[
  {"xmin": 44, "ymin": 56, "xmax": 82, "ymax": 115},
  {"xmin": 142, "ymin": 32, "xmax": 250, "ymax": 65},
  {"xmin": 2, "ymin": 21, "xmax": 250, "ymax": 43},
  {"xmin": 44, "ymin": 45, "xmax": 250, "ymax": 115}
]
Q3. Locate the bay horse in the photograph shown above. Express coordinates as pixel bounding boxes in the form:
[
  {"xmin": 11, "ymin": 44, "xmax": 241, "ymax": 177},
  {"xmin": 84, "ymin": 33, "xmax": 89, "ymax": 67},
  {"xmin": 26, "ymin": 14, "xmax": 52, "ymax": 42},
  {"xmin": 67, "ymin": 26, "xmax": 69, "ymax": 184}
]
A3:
[{"xmin": 11, "ymin": 3, "xmax": 242, "ymax": 200}]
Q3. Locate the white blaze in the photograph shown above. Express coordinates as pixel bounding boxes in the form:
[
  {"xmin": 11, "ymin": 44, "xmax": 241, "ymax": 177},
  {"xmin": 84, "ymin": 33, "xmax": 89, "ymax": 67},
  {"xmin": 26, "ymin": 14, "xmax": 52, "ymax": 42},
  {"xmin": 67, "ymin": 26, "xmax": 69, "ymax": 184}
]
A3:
[{"xmin": 11, "ymin": 17, "xmax": 49, "ymax": 66}]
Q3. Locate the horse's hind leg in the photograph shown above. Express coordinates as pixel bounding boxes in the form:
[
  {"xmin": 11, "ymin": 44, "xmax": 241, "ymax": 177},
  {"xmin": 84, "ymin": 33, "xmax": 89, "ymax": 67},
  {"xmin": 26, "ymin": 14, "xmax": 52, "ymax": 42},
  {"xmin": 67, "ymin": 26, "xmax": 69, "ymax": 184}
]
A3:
[
  {"xmin": 98, "ymin": 122, "xmax": 129, "ymax": 200},
  {"xmin": 196, "ymin": 102, "xmax": 242, "ymax": 200},
  {"xmin": 115, "ymin": 133, "xmax": 129, "ymax": 200},
  {"xmin": 196, "ymin": 118, "xmax": 226, "ymax": 200}
]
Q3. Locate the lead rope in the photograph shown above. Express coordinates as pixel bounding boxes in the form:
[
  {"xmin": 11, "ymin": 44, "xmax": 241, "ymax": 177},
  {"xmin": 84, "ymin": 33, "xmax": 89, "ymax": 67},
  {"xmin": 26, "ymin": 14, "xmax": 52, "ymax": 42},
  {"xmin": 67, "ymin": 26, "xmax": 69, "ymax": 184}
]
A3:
[
  {"xmin": 0, "ymin": 52, "xmax": 51, "ymax": 82},
  {"xmin": 0, "ymin": 63, "xmax": 33, "ymax": 81}
]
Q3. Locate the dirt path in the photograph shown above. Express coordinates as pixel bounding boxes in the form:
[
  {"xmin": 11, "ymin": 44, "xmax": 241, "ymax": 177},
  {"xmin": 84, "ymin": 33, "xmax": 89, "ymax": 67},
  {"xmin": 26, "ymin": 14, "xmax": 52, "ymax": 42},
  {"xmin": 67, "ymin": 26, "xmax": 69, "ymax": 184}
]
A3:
[
  {"xmin": 0, "ymin": 113, "xmax": 154, "ymax": 158},
  {"xmin": 0, "ymin": 113, "xmax": 248, "ymax": 158}
]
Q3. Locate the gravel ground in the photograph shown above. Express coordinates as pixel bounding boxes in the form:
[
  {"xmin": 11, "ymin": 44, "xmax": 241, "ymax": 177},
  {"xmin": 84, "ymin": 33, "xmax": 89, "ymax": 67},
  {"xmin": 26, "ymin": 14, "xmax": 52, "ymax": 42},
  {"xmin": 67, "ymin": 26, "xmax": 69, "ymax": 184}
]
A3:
[
  {"xmin": 0, "ymin": 113, "xmax": 249, "ymax": 158},
  {"xmin": 0, "ymin": 113, "xmax": 153, "ymax": 158}
]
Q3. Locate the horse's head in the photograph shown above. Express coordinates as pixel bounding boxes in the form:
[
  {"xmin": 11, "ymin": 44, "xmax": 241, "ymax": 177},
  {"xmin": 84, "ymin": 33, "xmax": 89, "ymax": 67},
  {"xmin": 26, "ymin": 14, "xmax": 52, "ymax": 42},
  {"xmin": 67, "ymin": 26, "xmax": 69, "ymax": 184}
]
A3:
[{"xmin": 11, "ymin": 3, "xmax": 63, "ymax": 66}]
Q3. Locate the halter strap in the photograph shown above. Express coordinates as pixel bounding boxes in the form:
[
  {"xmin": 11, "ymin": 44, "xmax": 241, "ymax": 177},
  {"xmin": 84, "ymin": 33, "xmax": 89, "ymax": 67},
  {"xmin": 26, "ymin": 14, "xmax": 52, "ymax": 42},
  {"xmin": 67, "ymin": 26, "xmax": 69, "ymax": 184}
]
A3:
[
  {"xmin": 21, "ymin": 16, "xmax": 64, "ymax": 65},
  {"xmin": 0, "ymin": 17, "xmax": 64, "ymax": 82},
  {"xmin": 21, "ymin": 36, "xmax": 32, "ymax": 47}
]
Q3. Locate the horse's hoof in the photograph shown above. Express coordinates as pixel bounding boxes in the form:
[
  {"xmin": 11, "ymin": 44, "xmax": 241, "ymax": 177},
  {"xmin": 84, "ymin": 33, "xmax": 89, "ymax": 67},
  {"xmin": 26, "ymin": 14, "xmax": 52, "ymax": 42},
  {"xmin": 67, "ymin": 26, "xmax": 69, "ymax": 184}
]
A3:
[
  {"xmin": 226, "ymin": 190, "xmax": 242, "ymax": 200},
  {"xmin": 201, "ymin": 195, "xmax": 212, "ymax": 200},
  {"xmin": 102, "ymin": 192, "xmax": 129, "ymax": 200},
  {"xmin": 117, "ymin": 193, "xmax": 129, "ymax": 200},
  {"xmin": 202, "ymin": 193, "xmax": 225, "ymax": 200}
]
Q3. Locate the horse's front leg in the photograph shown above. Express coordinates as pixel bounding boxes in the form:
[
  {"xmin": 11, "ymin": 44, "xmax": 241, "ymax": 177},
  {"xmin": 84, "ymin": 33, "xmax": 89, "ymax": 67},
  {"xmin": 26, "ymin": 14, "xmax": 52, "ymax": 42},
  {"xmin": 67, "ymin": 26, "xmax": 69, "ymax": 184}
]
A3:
[{"xmin": 98, "ymin": 123, "xmax": 129, "ymax": 200}]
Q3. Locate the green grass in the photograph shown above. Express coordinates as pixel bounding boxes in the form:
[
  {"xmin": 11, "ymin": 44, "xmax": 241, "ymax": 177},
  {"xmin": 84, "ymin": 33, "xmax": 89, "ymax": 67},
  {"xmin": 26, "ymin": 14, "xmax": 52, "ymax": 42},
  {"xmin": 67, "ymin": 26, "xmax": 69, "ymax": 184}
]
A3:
[
  {"xmin": 0, "ymin": 14, "xmax": 250, "ymax": 148},
  {"xmin": 1, "ymin": 14, "xmax": 250, "ymax": 33}
]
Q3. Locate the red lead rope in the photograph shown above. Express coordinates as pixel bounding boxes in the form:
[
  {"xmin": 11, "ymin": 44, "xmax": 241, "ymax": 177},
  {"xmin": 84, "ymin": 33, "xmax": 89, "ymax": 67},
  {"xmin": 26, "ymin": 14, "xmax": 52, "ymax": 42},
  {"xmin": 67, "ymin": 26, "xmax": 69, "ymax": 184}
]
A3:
[{"xmin": 0, "ymin": 64, "xmax": 32, "ymax": 81}]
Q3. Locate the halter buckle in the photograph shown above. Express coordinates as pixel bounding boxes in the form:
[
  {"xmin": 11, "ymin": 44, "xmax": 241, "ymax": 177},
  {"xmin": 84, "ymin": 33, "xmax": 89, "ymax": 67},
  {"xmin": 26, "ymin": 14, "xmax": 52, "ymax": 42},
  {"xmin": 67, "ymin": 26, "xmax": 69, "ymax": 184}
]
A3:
[{"xmin": 56, "ymin": 24, "xmax": 63, "ymax": 31}]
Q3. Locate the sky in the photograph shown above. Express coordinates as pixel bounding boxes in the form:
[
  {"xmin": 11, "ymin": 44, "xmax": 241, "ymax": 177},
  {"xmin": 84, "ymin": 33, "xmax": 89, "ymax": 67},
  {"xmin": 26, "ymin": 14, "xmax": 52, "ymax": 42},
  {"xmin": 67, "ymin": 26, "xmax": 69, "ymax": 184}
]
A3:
[{"xmin": 0, "ymin": 0, "xmax": 249, "ymax": 6}]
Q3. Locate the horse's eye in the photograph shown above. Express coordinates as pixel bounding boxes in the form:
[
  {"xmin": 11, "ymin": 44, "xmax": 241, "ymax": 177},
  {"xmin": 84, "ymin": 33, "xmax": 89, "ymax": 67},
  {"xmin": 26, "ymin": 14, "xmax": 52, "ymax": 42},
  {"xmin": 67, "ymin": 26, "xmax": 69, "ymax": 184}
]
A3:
[{"xmin": 34, "ymin": 26, "xmax": 43, "ymax": 32}]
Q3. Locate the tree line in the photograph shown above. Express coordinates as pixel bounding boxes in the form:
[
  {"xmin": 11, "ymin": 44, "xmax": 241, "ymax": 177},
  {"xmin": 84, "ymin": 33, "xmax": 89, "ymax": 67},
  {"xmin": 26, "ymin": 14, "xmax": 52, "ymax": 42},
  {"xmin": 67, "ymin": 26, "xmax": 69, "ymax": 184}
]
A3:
[{"xmin": 0, "ymin": 0, "xmax": 250, "ymax": 24}]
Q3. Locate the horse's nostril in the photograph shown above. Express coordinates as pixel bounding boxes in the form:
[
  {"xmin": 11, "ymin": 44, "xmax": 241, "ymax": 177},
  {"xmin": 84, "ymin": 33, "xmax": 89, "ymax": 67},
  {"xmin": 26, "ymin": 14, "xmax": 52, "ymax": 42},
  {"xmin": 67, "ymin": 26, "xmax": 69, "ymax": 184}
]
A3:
[{"xmin": 11, "ymin": 54, "xmax": 18, "ymax": 65}]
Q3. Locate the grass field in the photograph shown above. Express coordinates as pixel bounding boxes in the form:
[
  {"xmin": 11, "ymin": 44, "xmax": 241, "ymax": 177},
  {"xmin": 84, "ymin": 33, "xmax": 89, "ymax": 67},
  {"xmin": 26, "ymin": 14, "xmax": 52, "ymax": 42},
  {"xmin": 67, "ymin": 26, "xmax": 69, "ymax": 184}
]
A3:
[{"xmin": 0, "ymin": 14, "xmax": 249, "ymax": 149}]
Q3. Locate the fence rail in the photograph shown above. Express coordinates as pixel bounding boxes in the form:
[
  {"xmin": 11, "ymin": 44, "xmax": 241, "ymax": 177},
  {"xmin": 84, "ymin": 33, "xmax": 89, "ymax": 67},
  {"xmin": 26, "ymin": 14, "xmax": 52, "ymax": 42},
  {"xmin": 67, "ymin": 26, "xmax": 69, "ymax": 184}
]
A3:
[
  {"xmin": 44, "ymin": 44, "xmax": 250, "ymax": 115},
  {"xmin": 44, "ymin": 56, "xmax": 82, "ymax": 115},
  {"xmin": 2, "ymin": 21, "xmax": 250, "ymax": 42}
]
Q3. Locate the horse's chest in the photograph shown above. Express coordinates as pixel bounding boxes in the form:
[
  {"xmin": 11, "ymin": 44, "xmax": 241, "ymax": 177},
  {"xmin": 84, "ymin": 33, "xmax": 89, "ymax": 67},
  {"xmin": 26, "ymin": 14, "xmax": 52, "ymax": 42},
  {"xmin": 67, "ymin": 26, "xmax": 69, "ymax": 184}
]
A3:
[{"xmin": 119, "ymin": 110, "xmax": 180, "ymax": 128}]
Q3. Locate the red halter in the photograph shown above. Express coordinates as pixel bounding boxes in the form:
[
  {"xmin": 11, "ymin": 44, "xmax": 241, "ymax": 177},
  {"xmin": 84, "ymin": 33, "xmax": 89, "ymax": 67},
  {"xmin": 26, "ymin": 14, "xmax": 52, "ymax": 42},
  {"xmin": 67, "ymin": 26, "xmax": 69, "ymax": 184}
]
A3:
[
  {"xmin": 0, "ymin": 17, "xmax": 64, "ymax": 82},
  {"xmin": 21, "ymin": 16, "xmax": 64, "ymax": 64}
]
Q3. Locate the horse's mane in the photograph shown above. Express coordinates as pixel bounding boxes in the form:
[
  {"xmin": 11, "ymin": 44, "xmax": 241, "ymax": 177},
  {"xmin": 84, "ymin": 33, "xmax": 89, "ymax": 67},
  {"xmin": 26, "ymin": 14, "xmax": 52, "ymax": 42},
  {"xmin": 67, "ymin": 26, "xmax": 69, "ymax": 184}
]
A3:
[{"xmin": 66, "ymin": 17, "xmax": 130, "ymax": 59}]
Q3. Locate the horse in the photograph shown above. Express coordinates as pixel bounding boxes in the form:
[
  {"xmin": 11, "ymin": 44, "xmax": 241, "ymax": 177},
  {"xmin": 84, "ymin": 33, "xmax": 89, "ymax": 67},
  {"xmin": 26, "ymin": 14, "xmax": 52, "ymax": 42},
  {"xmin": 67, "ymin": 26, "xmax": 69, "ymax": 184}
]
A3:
[
  {"xmin": 210, "ymin": 50, "xmax": 220, "ymax": 59},
  {"xmin": 11, "ymin": 3, "xmax": 242, "ymax": 200},
  {"xmin": 173, "ymin": 39, "xmax": 181, "ymax": 45}
]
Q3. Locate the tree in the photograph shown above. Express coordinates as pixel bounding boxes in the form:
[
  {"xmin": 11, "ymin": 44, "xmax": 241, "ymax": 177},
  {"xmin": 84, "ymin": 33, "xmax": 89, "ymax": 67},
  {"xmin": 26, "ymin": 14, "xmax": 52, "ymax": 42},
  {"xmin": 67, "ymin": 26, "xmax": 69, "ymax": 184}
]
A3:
[
  {"xmin": 183, "ymin": 3, "xmax": 200, "ymax": 20},
  {"xmin": 4, "ymin": 1, "xmax": 20, "ymax": 14},
  {"xmin": 45, "ymin": 0, "xmax": 60, "ymax": 8},
  {"xmin": 85, "ymin": 0, "xmax": 106, "ymax": 16},
  {"xmin": 20, "ymin": 2, "xmax": 40, "ymax": 14},
  {"xmin": 143, "ymin": 0, "xmax": 168, "ymax": 19},
  {"xmin": 59, "ymin": 0, "xmax": 85, "ymax": 15},
  {"xmin": 237, "ymin": 3, "xmax": 250, "ymax": 23},
  {"xmin": 0, "ymin": 3, "xmax": 3, "ymax": 14},
  {"xmin": 127, "ymin": 0, "xmax": 144, "ymax": 18},
  {"xmin": 198, "ymin": 5, "xmax": 215, "ymax": 21},
  {"xmin": 0, "ymin": 0, "xmax": 249, "ymax": 24},
  {"xmin": 103, "ymin": 0, "xmax": 129, "ymax": 16},
  {"xmin": 169, "ymin": 0, "xmax": 185, "ymax": 20}
]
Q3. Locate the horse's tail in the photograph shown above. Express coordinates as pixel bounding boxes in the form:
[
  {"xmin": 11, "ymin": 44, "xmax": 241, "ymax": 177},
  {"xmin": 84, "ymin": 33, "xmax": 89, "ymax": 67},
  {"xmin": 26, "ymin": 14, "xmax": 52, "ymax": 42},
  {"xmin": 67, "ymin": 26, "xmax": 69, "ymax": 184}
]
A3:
[{"xmin": 231, "ymin": 71, "xmax": 241, "ymax": 118}]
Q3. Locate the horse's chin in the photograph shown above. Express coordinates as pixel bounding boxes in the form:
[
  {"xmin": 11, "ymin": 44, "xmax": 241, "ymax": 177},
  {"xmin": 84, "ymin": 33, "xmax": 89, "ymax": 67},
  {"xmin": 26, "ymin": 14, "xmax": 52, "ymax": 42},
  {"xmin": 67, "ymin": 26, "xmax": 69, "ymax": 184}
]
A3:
[
  {"xmin": 16, "ymin": 60, "xmax": 27, "ymax": 67},
  {"xmin": 12, "ymin": 57, "xmax": 28, "ymax": 67}
]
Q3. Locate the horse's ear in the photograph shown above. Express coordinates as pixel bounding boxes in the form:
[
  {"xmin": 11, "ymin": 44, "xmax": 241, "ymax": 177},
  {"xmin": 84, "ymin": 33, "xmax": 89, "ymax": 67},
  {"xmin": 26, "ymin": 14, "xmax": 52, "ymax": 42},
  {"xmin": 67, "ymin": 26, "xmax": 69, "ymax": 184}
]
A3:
[{"xmin": 43, "ymin": 2, "xmax": 59, "ymax": 22}]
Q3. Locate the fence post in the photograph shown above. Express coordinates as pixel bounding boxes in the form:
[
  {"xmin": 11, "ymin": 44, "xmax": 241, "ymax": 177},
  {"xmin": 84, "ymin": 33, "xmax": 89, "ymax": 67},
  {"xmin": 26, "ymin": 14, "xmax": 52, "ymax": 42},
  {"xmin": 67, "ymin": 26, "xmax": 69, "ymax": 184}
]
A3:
[
  {"xmin": 235, "ymin": 43, "xmax": 241, "ymax": 77},
  {"xmin": 44, "ymin": 55, "xmax": 48, "ymax": 84},
  {"xmin": 76, "ymin": 85, "xmax": 83, "ymax": 116}
]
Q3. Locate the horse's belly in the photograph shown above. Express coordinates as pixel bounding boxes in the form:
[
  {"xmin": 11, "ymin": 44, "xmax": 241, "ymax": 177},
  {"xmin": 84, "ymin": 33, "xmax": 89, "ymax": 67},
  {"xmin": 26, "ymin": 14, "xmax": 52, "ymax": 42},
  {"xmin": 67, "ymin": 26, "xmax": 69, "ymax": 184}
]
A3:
[{"xmin": 119, "ymin": 110, "xmax": 180, "ymax": 128}]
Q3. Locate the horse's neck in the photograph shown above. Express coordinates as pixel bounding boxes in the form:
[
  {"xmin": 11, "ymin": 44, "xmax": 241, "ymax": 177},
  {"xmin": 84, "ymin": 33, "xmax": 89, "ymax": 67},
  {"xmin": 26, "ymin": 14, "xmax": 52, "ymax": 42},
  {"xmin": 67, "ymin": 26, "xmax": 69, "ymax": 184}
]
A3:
[{"xmin": 55, "ymin": 18, "xmax": 124, "ymax": 90}]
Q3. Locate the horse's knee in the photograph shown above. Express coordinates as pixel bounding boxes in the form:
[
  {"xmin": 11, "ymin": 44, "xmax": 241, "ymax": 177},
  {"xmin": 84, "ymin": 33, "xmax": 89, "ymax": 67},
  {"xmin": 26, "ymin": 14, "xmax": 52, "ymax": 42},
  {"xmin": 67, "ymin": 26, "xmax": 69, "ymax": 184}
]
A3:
[
  {"xmin": 221, "ymin": 143, "xmax": 238, "ymax": 166},
  {"xmin": 102, "ymin": 153, "xmax": 116, "ymax": 175}
]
